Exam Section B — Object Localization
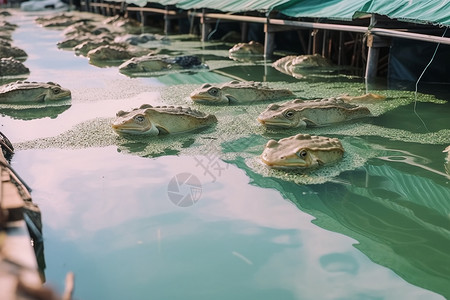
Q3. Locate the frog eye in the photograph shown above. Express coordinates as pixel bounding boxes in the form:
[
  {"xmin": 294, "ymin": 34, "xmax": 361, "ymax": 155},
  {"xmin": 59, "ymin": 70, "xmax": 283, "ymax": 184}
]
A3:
[
  {"xmin": 297, "ymin": 150, "xmax": 308, "ymax": 158},
  {"xmin": 52, "ymin": 87, "xmax": 61, "ymax": 94},
  {"xmin": 208, "ymin": 88, "xmax": 219, "ymax": 96},
  {"xmin": 134, "ymin": 115, "xmax": 145, "ymax": 123},
  {"xmin": 284, "ymin": 110, "xmax": 295, "ymax": 119}
]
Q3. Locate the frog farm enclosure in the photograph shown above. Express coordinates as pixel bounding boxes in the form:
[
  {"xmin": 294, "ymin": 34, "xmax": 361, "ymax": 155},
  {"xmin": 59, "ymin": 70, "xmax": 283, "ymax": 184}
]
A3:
[{"xmin": 1, "ymin": 8, "xmax": 450, "ymax": 300}]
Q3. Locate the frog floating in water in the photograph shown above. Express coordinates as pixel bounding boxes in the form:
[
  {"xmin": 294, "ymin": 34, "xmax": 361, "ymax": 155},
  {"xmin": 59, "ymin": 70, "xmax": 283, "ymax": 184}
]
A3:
[
  {"xmin": 119, "ymin": 55, "xmax": 207, "ymax": 74},
  {"xmin": 257, "ymin": 97, "xmax": 372, "ymax": 128},
  {"xmin": 229, "ymin": 41, "xmax": 264, "ymax": 56},
  {"xmin": 0, "ymin": 81, "xmax": 71, "ymax": 103},
  {"xmin": 272, "ymin": 54, "xmax": 333, "ymax": 78},
  {"xmin": 190, "ymin": 80, "xmax": 293, "ymax": 104},
  {"xmin": 229, "ymin": 41, "xmax": 264, "ymax": 61},
  {"xmin": 261, "ymin": 134, "xmax": 344, "ymax": 169},
  {"xmin": 111, "ymin": 104, "xmax": 217, "ymax": 135},
  {"xmin": 87, "ymin": 45, "xmax": 152, "ymax": 61}
]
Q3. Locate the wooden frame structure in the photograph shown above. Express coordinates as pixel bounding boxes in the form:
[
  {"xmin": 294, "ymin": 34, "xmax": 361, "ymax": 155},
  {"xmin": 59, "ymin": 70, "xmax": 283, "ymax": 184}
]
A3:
[{"xmin": 83, "ymin": 0, "xmax": 450, "ymax": 83}]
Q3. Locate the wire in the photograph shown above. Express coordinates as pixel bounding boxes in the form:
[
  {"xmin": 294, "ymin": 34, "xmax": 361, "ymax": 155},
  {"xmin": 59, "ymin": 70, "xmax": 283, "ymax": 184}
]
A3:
[
  {"xmin": 414, "ymin": 27, "xmax": 448, "ymax": 131},
  {"xmin": 207, "ymin": 19, "xmax": 221, "ymax": 40}
]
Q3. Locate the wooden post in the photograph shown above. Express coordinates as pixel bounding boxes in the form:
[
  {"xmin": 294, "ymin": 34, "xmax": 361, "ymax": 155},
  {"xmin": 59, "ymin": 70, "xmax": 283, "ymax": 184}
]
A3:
[
  {"xmin": 312, "ymin": 29, "xmax": 319, "ymax": 54},
  {"xmin": 365, "ymin": 14, "xmax": 379, "ymax": 84},
  {"xmin": 201, "ymin": 9, "xmax": 207, "ymax": 42},
  {"xmin": 93, "ymin": 0, "xmax": 98, "ymax": 14},
  {"xmin": 189, "ymin": 10, "xmax": 195, "ymax": 34},
  {"xmin": 365, "ymin": 33, "xmax": 380, "ymax": 81},
  {"xmin": 140, "ymin": 10, "xmax": 145, "ymax": 26},
  {"xmin": 164, "ymin": 6, "xmax": 171, "ymax": 35},
  {"xmin": 100, "ymin": 0, "xmax": 105, "ymax": 16},
  {"xmin": 307, "ymin": 29, "xmax": 312, "ymax": 54},
  {"xmin": 322, "ymin": 29, "xmax": 327, "ymax": 57},
  {"xmin": 241, "ymin": 22, "xmax": 248, "ymax": 42},
  {"xmin": 264, "ymin": 23, "xmax": 275, "ymax": 59},
  {"xmin": 338, "ymin": 31, "xmax": 343, "ymax": 65}
]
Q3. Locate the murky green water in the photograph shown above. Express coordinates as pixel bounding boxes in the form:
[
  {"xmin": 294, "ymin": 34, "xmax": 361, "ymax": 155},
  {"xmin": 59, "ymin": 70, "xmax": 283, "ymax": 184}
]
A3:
[{"xmin": 1, "ymin": 10, "xmax": 449, "ymax": 300}]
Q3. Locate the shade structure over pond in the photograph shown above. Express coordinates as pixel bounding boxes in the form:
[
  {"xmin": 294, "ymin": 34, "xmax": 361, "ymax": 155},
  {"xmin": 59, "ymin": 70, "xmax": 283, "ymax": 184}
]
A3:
[
  {"xmin": 277, "ymin": 0, "xmax": 367, "ymax": 21},
  {"xmin": 279, "ymin": 0, "xmax": 450, "ymax": 26},
  {"xmin": 124, "ymin": 0, "xmax": 180, "ymax": 7},
  {"xmin": 120, "ymin": 0, "xmax": 450, "ymax": 27},
  {"xmin": 355, "ymin": 0, "xmax": 450, "ymax": 27},
  {"xmin": 175, "ymin": 0, "xmax": 294, "ymax": 11}
]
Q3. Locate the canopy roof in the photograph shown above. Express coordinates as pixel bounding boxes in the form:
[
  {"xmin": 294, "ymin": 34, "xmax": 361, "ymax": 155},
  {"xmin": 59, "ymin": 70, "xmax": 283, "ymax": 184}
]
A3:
[
  {"xmin": 355, "ymin": 0, "xmax": 450, "ymax": 27},
  {"xmin": 121, "ymin": 0, "xmax": 450, "ymax": 27},
  {"xmin": 278, "ymin": 0, "xmax": 366, "ymax": 21},
  {"xmin": 176, "ymin": 0, "xmax": 294, "ymax": 11}
]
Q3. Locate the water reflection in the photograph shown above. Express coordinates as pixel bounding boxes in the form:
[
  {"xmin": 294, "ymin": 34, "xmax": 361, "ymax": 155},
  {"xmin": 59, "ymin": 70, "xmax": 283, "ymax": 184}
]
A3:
[
  {"xmin": 12, "ymin": 148, "xmax": 444, "ymax": 299},
  {"xmin": 0, "ymin": 104, "xmax": 71, "ymax": 120},
  {"xmin": 0, "ymin": 75, "xmax": 29, "ymax": 85},
  {"xmin": 319, "ymin": 252, "xmax": 359, "ymax": 275},
  {"xmin": 372, "ymin": 101, "xmax": 450, "ymax": 133},
  {"xmin": 444, "ymin": 145, "xmax": 450, "ymax": 175},
  {"xmin": 232, "ymin": 156, "xmax": 450, "ymax": 298},
  {"xmin": 88, "ymin": 58, "xmax": 126, "ymax": 68},
  {"xmin": 228, "ymin": 53, "xmax": 265, "ymax": 63},
  {"xmin": 378, "ymin": 153, "xmax": 449, "ymax": 179},
  {"xmin": 6, "ymin": 9, "xmax": 449, "ymax": 300}
]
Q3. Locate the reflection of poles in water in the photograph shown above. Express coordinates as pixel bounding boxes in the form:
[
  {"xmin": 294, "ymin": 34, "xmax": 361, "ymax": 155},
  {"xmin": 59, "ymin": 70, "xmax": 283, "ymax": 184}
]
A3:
[
  {"xmin": 263, "ymin": 56, "xmax": 268, "ymax": 82},
  {"xmin": 378, "ymin": 152, "xmax": 450, "ymax": 180},
  {"xmin": 444, "ymin": 145, "xmax": 450, "ymax": 175},
  {"xmin": 0, "ymin": 133, "xmax": 75, "ymax": 299}
]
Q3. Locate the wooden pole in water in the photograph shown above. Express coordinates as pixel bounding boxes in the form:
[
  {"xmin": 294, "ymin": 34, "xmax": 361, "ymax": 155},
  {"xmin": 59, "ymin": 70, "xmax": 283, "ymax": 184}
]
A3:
[
  {"xmin": 201, "ymin": 9, "xmax": 207, "ymax": 42},
  {"xmin": 139, "ymin": 10, "xmax": 145, "ymax": 26},
  {"xmin": 338, "ymin": 31, "xmax": 343, "ymax": 65},
  {"xmin": 365, "ymin": 33, "xmax": 380, "ymax": 81},
  {"xmin": 264, "ymin": 23, "xmax": 275, "ymax": 59},
  {"xmin": 322, "ymin": 29, "xmax": 327, "ymax": 57},
  {"xmin": 365, "ymin": 15, "xmax": 379, "ymax": 83},
  {"xmin": 164, "ymin": 6, "xmax": 170, "ymax": 35},
  {"xmin": 93, "ymin": 0, "xmax": 98, "ymax": 14},
  {"xmin": 241, "ymin": 22, "xmax": 248, "ymax": 42}
]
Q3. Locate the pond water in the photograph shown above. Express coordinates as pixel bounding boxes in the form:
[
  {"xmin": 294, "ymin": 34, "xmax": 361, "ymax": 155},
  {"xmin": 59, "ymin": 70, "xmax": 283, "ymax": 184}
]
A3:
[{"xmin": 1, "ymin": 9, "xmax": 450, "ymax": 300}]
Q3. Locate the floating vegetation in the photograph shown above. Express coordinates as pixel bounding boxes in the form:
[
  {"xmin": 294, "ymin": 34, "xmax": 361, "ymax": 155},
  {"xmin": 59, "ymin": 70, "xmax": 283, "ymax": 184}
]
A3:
[
  {"xmin": 6, "ymin": 18, "xmax": 449, "ymax": 185},
  {"xmin": 12, "ymin": 82, "xmax": 449, "ymax": 186}
]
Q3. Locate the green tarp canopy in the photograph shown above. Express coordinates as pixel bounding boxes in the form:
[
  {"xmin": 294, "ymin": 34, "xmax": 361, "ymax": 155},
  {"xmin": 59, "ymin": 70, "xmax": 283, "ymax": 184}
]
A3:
[
  {"xmin": 176, "ymin": 0, "xmax": 294, "ymax": 12},
  {"xmin": 356, "ymin": 0, "xmax": 450, "ymax": 27},
  {"xmin": 278, "ymin": 0, "xmax": 366, "ymax": 21},
  {"xmin": 279, "ymin": 0, "xmax": 450, "ymax": 26},
  {"xmin": 119, "ymin": 0, "xmax": 450, "ymax": 27}
]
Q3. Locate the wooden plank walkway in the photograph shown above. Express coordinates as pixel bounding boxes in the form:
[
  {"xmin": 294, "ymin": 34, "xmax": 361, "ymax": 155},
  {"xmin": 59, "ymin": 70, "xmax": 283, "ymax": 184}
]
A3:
[{"xmin": 0, "ymin": 144, "xmax": 74, "ymax": 300}]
